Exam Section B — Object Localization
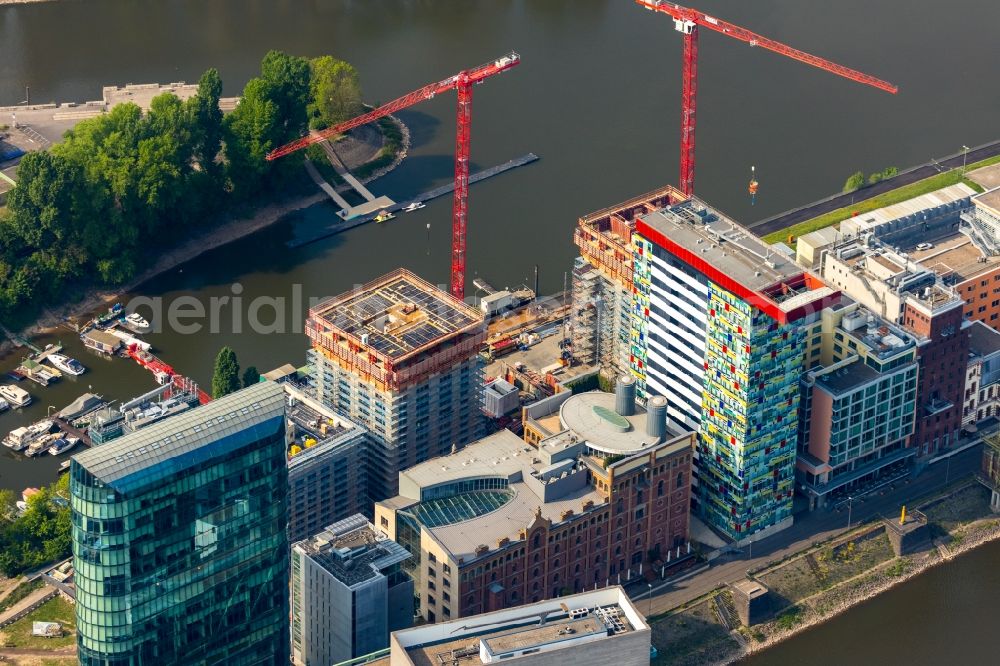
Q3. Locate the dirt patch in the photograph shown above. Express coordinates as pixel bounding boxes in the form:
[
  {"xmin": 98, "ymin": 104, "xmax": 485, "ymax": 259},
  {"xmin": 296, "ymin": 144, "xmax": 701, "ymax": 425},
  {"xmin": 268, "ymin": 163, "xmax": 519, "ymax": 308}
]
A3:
[{"xmin": 650, "ymin": 596, "xmax": 742, "ymax": 666}]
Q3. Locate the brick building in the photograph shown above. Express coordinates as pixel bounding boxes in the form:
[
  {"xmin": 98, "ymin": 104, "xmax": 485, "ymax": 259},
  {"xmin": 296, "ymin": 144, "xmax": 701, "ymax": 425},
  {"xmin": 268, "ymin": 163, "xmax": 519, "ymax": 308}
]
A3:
[{"xmin": 375, "ymin": 388, "xmax": 693, "ymax": 621}]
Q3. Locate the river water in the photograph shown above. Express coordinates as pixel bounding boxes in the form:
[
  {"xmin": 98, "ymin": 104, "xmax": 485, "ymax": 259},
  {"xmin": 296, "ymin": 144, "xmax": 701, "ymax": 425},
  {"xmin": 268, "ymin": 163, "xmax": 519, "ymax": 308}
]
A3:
[
  {"xmin": 1, "ymin": 0, "xmax": 999, "ymax": 654},
  {"xmin": 739, "ymin": 538, "xmax": 1000, "ymax": 665}
]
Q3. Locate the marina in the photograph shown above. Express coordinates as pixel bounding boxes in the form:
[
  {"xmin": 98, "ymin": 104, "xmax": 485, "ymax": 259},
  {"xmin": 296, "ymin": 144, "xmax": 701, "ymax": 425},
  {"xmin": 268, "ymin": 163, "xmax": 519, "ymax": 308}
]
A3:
[{"xmin": 286, "ymin": 153, "xmax": 540, "ymax": 248}]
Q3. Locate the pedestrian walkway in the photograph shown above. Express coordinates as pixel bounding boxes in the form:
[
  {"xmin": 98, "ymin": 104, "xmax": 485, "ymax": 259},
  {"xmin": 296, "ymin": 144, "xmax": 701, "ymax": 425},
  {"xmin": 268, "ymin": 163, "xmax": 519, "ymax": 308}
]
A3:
[
  {"xmin": 639, "ymin": 444, "xmax": 984, "ymax": 616},
  {"xmin": 320, "ymin": 140, "xmax": 377, "ymax": 202},
  {"xmin": 303, "ymin": 158, "xmax": 351, "ymax": 210},
  {"xmin": 0, "ymin": 585, "xmax": 56, "ymax": 627}
]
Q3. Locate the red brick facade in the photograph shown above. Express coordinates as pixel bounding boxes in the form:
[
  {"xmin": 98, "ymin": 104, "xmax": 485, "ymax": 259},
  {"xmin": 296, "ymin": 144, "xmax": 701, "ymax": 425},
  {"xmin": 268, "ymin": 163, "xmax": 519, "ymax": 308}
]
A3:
[
  {"xmin": 456, "ymin": 447, "xmax": 692, "ymax": 618},
  {"xmin": 903, "ymin": 301, "xmax": 969, "ymax": 457}
]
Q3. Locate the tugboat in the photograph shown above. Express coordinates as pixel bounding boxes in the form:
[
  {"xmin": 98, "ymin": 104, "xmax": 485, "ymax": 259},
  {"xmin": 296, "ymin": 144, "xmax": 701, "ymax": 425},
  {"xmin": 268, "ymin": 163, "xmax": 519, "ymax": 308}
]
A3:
[
  {"xmin": 121, "ymin": 312, "xmax": 152, "ymax": 334},
  {"xmin": 47, "ymin": 353, "xmax": 87, "ymax": 376},
  {"xmin": 0, "ymin": 384, "xmax": 32, "ymax": 408}
]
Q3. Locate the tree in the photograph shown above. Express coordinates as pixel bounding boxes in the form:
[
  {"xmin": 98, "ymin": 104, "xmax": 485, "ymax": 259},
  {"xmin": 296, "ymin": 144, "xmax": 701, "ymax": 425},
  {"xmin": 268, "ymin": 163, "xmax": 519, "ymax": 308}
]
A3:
[
  {"xmin": 843, "ymin": 171, "xmax": 866, "ymax": 193},
  {"xmin": 185, "ymin": 68, "xmax": 225, "ymax": 175},
  {"xmin": 260, "ymin": 50, "xmax": 311, "ymax": 144},
  {"xmin": 242, "ymin": 366, "xmax": 260, "ymax": 388},
  {"xmin": 224, "ymin": 77, "xmax": 280, "ymax": 198},
  {"xmin": 212, "ymin": 346, "xmax": 241, "ymax": 398},
  {"xmin": 307, "ymin": 56, "xmax": 362, "ymax": 130}
]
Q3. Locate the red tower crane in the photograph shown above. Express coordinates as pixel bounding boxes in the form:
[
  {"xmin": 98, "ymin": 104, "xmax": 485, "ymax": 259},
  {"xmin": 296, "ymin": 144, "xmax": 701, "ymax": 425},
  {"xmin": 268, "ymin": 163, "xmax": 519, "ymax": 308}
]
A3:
[
  {"xmin": 267, "ymin": 52, "xmax": 520, "ymax": 300},
  {"xmin": 636, "ymin": 1, "xmax": 898, "ymax": 197}
]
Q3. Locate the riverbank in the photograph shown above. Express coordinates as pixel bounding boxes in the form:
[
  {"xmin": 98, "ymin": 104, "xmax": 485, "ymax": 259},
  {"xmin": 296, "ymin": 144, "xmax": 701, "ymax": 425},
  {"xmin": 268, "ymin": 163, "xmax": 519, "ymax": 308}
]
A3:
[
  {"xmin": 739, "ymin": 513, "xmax": 1000, "ymax": 660},
  {"xmin": 650, "ymin": 482, "xmax": 1000, "ymax": 666},
  {"xmin": 0, "ymin": 114, "xmax": 409, "ymax": 356}
]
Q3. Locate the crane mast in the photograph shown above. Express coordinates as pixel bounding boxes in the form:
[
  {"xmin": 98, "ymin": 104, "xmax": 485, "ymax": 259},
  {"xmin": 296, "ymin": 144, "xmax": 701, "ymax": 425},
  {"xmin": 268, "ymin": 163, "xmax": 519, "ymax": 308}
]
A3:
[
  {"xmin": 267, "ymin": 53, "xmax": 520, "ymax": 299},
  {"xmin": 637, "ymin": 1, "xmax": 897, "ymax": 197}
]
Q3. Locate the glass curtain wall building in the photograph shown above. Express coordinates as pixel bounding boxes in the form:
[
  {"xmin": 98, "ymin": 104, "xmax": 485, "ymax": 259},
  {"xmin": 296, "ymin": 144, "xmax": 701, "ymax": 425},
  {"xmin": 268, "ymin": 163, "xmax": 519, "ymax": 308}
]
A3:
[{"xmin": 70, "ymin": 381, "xmax": 290, "ymax": 666}]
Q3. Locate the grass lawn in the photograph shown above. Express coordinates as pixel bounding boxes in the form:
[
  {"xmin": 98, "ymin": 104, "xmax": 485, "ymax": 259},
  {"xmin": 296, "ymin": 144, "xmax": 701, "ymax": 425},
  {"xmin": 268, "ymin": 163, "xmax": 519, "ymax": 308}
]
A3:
[
  {"xmin": 649, "ymin": 596, "xmax": 741, "ymax": 666},
  {"xmin": 762, "ymin": 154, "xmax": 1000, "ymax": 246},
  {"xmin": 759, "ymin": 531, "xmax": 894, "ymax": 608},
  {"xmin": 0, "ymin": 595, "xmax": 76, "ymax": 650}
]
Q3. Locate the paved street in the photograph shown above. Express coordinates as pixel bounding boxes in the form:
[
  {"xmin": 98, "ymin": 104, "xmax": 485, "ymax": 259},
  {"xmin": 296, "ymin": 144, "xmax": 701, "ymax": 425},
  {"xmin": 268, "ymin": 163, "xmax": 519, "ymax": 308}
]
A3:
[
  {"xmin": 750, "ymin": 140, "xmax": 1000, "ymax": 236},
  {"xmin": 630, "ymin": 443, "xmax": 983, "ymax": 616}
]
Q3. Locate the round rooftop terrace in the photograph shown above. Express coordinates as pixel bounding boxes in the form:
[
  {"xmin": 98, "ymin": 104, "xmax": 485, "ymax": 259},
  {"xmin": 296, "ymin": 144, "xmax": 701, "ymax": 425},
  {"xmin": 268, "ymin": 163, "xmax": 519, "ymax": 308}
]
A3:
[{"xmin": 558, "ymin": 391, "xmax": 664, "ymax": 455}]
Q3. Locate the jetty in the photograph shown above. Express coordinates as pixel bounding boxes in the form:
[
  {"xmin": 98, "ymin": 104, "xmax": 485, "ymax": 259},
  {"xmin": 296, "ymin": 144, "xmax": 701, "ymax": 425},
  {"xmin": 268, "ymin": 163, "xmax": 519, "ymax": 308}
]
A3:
[{"xmin": 287, "ymin": 153, "xmax": 540, "ymax": 248}]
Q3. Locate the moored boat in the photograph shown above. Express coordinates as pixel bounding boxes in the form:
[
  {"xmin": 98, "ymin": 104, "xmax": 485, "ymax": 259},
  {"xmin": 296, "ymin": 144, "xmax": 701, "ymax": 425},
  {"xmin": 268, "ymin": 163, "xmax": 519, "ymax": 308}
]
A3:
[
  {"xmin": 47, "ymin": 353, "xmax": 86, "ymax": 376},
  {"xmin": 0, "ymin": 397, "xmax": 8, "ymax": 413},
  {"xmin": 374, "ymin": 210, "xmax": 396, "ymax": 223},
  {"xmin": 121, "ymin": 312, "xmax": 152, "ymax": 333},
  {"xmin": 48, "ymin": 436, "xmax": 80, "ymax": 456},
  {"xmin": 3, "ymin": 426, "xmax": 32, "ymax": 451},
  {"xmin": 403, "ymin": 202, "xmax": 425, "ymax": 212},
  {"xmin": 26, "ymin": 432, "xmax": 61, "ymax": 457},
  {"xmin": 0, "ymin": 384, "xmax": 32, "ymax": 408}
]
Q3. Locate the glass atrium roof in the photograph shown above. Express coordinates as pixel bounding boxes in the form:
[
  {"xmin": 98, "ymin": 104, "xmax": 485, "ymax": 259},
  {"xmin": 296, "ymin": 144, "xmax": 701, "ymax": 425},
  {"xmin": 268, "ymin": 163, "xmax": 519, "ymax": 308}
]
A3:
[{"xmin": 408, "ymin": 490, "xmax": 516, "ymax": 528}]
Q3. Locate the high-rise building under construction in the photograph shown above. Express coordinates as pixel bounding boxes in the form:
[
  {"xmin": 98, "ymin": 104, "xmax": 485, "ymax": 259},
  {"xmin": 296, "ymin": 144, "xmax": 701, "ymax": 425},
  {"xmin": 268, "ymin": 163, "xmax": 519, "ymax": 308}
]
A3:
[{"xmin": 306, "ymin": 269, "xmax": 486, "ymax": 502}]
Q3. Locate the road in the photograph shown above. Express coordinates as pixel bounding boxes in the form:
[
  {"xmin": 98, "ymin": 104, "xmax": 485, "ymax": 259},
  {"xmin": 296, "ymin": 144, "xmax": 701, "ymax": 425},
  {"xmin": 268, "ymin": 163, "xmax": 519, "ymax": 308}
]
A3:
[
  {"xmin": 750, "ymin": 140, "xmax": 1000, "ymax": 237},
  {"xmin": 630, "ymin": 443, "xmax": 983, "ymax": 616}
]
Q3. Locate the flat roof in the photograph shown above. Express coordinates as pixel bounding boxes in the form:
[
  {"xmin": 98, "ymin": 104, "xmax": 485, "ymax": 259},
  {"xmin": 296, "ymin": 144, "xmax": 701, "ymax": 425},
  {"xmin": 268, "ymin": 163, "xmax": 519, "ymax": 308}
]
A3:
[
  {"xmin": 639, "ymin": 198, "xmax": 801, "ymax": 292},
  {"xmin": 968, "ymin": 164, "xmax": 1000, "ymax": 190},
  {"xmin": 968, "ymin": 320, "xmax": 1000, "ymax": 358},
  {"xmin": 798, "ymin": 226, "xmax": 842, "ymax": 248},
  {"xmin": 557, "ymin": 391, "xmax": 682, "ymax": 455},
  {"xmin": 309, "ymin": 268, "xmax": 483, "ymax": 362},
  {"xmin": 428, "ymin": 480, "xmax": 600, "ymax": 563},
  {"xmin": 72, "ymin": 381, "xmax": 285, "ymax": 493},
  {"xmin": 394, "ymin": 588, "xmax": 646, "ymax": 666},
  {"xmin": 906, "ymin": 232, "xmax": 998, "ymax": 282},
  {"xmin": 974, "ymin": 187, "xmax": 1000, "ymax": 217},
  {"xmin": 397, "ymin": 429, "xmax": 531, "ymax": 492},
  {"xmin": 815, "ymin": 361, "xmax": 881, "ymax": 395},
  {"xmin": 483, "ymin": 616, "xmax": 606, "ymax": 654},
  {"xmin": 293, "ymin": 514, "xmax": 410, "ymax": 588},
  {"xmin": 846, "ymin": 183, "xmax": 976, "ymax": 230}
]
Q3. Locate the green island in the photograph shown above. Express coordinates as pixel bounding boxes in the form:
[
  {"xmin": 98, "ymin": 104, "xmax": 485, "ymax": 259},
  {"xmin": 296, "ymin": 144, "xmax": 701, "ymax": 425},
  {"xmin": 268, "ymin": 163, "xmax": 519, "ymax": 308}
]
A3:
[{"xmin": 0, "ymin": 51, "xmax": 390, "ymax": 332}]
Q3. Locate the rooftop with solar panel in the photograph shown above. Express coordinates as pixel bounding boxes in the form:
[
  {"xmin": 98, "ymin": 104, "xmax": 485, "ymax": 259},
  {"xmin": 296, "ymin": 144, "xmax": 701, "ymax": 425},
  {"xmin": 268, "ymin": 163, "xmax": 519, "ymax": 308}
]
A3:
[{"xmin": 306, "ymin": 268, "xmax": 484, "ymax": 365}]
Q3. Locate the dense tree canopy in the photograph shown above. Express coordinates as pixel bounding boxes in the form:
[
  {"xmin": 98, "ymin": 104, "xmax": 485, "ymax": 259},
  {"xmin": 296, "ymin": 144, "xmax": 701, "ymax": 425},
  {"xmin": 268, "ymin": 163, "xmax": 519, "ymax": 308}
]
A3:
[
  {"xmin": 0, "ymin": 475, "xmax": 72, "ymax": 577},
  {"xmin": 0, "ymin": 50, "xmax": 364, "ymax": 327},
  {"xmin": 308, "ymin": 56, "xmax": 362, "ymax": 130}
]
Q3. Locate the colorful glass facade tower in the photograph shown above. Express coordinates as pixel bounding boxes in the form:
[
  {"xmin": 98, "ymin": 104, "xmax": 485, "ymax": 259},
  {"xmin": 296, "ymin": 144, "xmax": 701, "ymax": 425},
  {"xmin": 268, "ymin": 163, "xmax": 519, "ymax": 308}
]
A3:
[{"xmin": 631, "ymin": 198, "xmax": 838, "ymax": 540}]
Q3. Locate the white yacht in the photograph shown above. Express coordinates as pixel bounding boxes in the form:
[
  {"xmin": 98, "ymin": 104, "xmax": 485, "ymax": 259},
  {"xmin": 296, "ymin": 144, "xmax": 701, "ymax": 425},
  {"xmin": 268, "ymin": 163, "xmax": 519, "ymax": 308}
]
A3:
[
  {"xmin": 4, "ymin": 426, "xmax": 32, "ymax": 451},
  {"xmin": 0, "ymin": 385, "xmax": 32, "ymax": 408},
  {"xmin": 122, "ymin": 312, "xmax": 152, "ymax": 333},
  {"xmin": 0, "ymin": 397, "xmax": 8, "ymax": 413},
  {"xmin": 403, "ymin": 202, "xmax": 426, "ymax": 212},
  {"xmin": 49, "ymin": 436, "xmax": 80, "ymax": 456},
  {"xmin": 47, "ymin": 353, "xmax": 87, "ymax": 376}
]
